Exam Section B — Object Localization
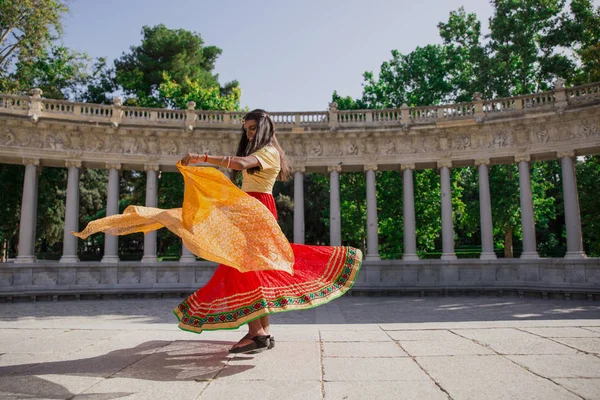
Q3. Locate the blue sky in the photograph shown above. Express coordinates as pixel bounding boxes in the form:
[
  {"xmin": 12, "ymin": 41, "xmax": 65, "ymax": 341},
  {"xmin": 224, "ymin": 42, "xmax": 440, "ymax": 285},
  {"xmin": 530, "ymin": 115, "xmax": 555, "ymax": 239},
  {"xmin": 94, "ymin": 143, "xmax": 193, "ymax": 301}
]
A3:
[{"xmin": 58, "ymin": 0, "xmax": 575, "ymax": 111}]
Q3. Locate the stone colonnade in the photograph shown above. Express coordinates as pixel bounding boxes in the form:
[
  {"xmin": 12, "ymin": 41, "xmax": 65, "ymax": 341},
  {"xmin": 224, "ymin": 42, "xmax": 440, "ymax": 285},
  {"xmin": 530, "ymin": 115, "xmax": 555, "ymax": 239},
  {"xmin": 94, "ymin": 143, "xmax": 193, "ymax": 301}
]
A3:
[{"xmin": 13, "ymin": 152, "xmax": 587, "ymax": 264}]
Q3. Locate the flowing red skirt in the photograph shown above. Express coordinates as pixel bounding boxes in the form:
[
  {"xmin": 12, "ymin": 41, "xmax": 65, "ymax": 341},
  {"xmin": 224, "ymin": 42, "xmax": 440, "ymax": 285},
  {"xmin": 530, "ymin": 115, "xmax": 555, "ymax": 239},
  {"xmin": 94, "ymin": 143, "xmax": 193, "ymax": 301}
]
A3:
[{"xmin": 174, "ymin": 192, "xmax": 363, "ymax": 333}]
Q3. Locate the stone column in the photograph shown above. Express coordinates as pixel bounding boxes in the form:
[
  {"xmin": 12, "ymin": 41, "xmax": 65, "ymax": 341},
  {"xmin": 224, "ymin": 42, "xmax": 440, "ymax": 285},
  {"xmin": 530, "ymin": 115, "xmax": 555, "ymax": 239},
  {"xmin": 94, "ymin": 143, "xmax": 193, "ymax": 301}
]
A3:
[
  {"xmin": 101, "ymin": 163, "xmax": 121, "ymax": 263},
  {"xmin": 401, "ymin": 163, "xmax": 418, "ymax": 261},
  {"xmin": 60, "ymin": 160, "xmax": 82, "ymax": 263},
  {"xmin": 365, "ymin": 164, "xmax": 380, "ymax": 261},
  {"xmin": 16, "ymin": 158, "xmax": 40, "ymax": 263},
  {"xmin": 293, "ymin": 167, "xmax": 305, "ymax": 244},
  {"xmin": 438, "ymin": 160, "xmax": 457, "ymax": 260},
  {"xmin": 475, "ymin": 159, "xmax": 497, "ymax": 260},
  {"xmin": 516, "ymin": 154, "xmax": 539, "ymax": 259},
  {"xmin": 328, "ymin": 165, "xmax": 342, "ymax": 246},
  {"xmin": 558, "ymin": 151, "xmax": 586, "ymax": 259},
  {"xmin": 141, "ymin": 163, "xmax": 159, "ymax": 263}
]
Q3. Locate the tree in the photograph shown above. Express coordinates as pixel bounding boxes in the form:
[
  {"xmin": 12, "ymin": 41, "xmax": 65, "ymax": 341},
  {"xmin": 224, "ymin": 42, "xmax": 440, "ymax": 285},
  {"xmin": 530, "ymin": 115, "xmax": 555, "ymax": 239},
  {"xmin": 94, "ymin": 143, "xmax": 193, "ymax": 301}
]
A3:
[
  {"xmin": 0, "ymin": 0, "xmax": 68, "ymax": 81},
  {"xmin": 4, "ymin": 45, "xmax": 91, "ymax": 99},
  {"xmin": 577, "ymin": 156, "xmax": 600, "ymax": 256},
  {"xmin": 159, "ymin": 73, "xmax": 241, "ymax": 111},
  {"xmin": 114, "ymin": 24, "xmax": 236, "ymax": 108},
  {"xmin": 361, "ymin": 45, "xmax": 454, "ymax": 108}
]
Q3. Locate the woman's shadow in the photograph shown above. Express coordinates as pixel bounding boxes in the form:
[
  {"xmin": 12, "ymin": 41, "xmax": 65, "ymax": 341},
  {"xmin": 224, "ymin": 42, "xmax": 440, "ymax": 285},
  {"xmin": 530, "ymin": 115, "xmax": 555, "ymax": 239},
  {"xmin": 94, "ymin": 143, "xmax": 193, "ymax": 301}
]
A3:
[{"xmin": 0, "ymin": 339, "xmax": 254, "ymax": 399}]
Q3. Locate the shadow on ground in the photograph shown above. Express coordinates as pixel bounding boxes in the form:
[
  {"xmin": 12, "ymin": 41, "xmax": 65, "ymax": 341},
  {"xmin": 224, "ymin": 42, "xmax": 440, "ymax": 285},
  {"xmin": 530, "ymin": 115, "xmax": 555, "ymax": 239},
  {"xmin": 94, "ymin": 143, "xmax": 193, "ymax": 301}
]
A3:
[{"xmin": 0, "ymin": 340, "xmax": 254, "ymax": 399}]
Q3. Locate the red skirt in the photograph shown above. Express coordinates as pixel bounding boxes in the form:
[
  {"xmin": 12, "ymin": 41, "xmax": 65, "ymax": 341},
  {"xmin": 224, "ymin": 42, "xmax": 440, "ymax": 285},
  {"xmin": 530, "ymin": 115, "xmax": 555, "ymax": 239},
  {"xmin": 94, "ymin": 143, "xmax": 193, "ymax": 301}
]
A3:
[{"xmin": 174, "ymin": 192, "xmax": 362, "ymax": 333}]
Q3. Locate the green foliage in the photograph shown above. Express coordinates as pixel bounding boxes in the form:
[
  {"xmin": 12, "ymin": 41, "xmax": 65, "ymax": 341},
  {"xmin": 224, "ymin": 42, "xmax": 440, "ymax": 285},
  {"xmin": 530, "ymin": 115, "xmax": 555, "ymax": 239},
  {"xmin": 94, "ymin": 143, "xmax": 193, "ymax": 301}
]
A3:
[
  {"xmin": 114, "ymin": 24, "xmax": 232, "ymax": 108},
  {"xmin": 577, "ymin": 156, "xmax": 600, "ymax": 256},
  {"xmin": 0, "ymin": 164, "xmax": 24, "ymax": 258},
  {"xmin": 0, "ymin": 0, "xmax": 68, "ymax": 79},
  {"xmin": 159, "ymin": 73, "xmax": 241, "ymax": 111},
  {"xmin": 3, "ymin": 45, "xmax": 91, "ymax": 99}
]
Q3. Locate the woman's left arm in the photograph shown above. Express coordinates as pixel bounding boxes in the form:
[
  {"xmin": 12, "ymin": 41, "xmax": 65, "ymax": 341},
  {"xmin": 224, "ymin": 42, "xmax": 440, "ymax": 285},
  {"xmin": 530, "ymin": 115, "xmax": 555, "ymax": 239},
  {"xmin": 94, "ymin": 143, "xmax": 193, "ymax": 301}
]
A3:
[{"xmin": 181, "ymin": 153, "xmax": 260, "ymax": 170}]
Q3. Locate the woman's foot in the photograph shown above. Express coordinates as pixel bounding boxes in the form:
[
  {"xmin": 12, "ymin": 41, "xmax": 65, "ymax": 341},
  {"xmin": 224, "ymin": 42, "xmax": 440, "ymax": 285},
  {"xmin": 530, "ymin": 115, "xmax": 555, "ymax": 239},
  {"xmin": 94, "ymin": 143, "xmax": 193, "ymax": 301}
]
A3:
[{"xmin": 228, "ymin": 333, "xmax": 270, "ymax": 354}]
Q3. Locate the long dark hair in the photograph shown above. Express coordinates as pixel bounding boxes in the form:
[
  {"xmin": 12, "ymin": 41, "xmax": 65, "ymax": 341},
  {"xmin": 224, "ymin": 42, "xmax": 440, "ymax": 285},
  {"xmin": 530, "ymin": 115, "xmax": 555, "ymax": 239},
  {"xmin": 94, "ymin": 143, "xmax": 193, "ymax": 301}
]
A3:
[{"xmin": 231, "ymin": 109, "xmax": 291, "ymax": 182}]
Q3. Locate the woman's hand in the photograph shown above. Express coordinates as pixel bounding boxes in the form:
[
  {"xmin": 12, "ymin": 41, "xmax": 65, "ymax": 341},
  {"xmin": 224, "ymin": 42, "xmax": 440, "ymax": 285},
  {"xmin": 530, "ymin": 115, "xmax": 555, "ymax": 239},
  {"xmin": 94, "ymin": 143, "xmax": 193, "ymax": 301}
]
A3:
[{"xmin": 180, "ymin": 153, "xmax": 200, "ymax": 166}]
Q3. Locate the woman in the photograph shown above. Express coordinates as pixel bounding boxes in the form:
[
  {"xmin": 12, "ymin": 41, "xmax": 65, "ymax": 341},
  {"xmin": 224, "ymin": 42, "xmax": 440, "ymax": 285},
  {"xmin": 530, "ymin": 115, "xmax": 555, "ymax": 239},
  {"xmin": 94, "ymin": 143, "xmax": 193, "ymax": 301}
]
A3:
[
  {"xmin": 75, "ymin": 109, "xmax": 362, "ymax": 354},
  {"xmin": 178, "ymin": 109, "xmax": 361, "ymax": 353}
]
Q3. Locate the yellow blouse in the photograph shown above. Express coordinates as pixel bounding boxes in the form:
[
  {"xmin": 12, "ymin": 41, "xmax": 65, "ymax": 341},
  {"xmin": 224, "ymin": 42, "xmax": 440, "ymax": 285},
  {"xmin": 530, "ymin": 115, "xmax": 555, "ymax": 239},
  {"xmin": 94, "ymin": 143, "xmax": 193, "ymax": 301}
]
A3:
[{"xmin": 241, "ymin": 145, "xmax": 281, "ymax": 194}]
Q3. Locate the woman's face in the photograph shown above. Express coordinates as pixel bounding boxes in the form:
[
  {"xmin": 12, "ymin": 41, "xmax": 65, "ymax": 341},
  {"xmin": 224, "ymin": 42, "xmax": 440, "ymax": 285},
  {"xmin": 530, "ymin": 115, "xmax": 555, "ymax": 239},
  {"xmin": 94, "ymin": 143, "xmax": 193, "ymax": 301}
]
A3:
[{"xmin": 244, "ymin": 119, "xmax": 258, "ymax": 141}]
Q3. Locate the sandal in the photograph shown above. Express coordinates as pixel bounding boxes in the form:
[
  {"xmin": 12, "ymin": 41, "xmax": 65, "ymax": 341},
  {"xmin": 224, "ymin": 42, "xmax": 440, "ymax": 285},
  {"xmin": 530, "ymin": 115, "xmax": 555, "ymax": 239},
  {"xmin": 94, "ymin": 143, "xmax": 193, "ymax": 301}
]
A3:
[
  {"xmin": 228, "ymin": 334, "xmax": 271, "ymax": 354},
  {"xmin": 268, "ymin": 335, "xmax": 275, "ymax": 349}
]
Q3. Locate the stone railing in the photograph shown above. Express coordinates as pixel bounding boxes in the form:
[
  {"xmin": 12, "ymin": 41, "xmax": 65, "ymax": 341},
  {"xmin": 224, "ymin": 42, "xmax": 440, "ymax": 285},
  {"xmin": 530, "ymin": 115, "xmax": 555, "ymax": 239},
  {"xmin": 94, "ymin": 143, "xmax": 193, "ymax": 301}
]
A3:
[
  {"xmin": 1, "ymin": 80, "xmax": 598, "ymax": 130},
  {"xmin": 1, "ymin": 258, "xmax": 599, "ymax": 301}
]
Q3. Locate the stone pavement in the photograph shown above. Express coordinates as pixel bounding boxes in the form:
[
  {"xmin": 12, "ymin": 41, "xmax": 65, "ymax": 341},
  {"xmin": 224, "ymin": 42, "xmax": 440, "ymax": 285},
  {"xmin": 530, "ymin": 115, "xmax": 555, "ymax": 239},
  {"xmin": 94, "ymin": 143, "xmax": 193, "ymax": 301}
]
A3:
[{"xmin": 0, "ymin": 295, "xmax": 600, "ymax": 400}]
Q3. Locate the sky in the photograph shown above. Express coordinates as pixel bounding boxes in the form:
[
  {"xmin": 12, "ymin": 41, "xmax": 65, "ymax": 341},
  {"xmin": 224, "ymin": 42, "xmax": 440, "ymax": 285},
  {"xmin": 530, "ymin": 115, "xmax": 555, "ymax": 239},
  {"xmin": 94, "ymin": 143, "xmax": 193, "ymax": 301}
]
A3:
[{"xmin": 58, "ymin": 0, "xmax": 576, "ymax": 111}]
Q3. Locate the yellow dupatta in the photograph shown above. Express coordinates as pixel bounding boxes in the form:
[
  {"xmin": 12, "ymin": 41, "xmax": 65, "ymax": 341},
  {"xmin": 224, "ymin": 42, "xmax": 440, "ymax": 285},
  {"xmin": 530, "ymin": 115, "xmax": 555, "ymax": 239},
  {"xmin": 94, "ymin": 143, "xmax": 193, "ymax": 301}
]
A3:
[{"xmin": 73, "ymin": 162, "xmax": 294, "ymax": 275}]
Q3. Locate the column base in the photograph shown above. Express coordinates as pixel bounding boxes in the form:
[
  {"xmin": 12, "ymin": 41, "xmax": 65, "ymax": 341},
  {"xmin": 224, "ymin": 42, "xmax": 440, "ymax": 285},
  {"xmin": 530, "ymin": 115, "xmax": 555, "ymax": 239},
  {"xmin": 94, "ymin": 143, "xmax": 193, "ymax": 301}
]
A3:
[
  {"xmin": 564, "ymin": 251, "xmax": 587, "ymax": 259},
  {"xmin": 402, "ymin": 254, "xmax": 419, "ymax": 261},
  {"xmin": 179, "ymin": 255, "xmax": 197, "ymax": 263},
  {"xmin": 480, "ymin": 252, "xmax": 497, "ymax": 260},
  {"xmin": 15, "ymin": 255, "xmax": 36, "ymax": 264},
  {"xmin": 520, "ymin": 251, "xmax": 539, "ymax": 260},
  {"xmin": 141, "ymin": 255, "xmax": 159, "ymax": 264},
  {"xmin": 59, "ymin": 255, "xmax": 79, "ymax": 263},
  {"xmin": 101, "ymin": 255, "xmax": 120, "ymax": 263},
  {"xmin": 365, "ymin": 254, "xmax": 381, "ymax": 262},
  {"xmin": 441, "ymin": 253, "xmax": 457, "ymax": 260}
]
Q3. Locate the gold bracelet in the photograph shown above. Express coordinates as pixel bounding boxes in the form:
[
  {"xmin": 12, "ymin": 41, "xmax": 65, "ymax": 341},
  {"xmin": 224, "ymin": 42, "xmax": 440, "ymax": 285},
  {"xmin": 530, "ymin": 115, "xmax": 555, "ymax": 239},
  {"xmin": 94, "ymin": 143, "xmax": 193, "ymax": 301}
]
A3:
[
  {"xmin": 220, "ymin": 156, "xmax": 226, "ymax": 166},
  {"xmin": 227, "ymin": 156, "xmax": 232, "ymax": 169}
]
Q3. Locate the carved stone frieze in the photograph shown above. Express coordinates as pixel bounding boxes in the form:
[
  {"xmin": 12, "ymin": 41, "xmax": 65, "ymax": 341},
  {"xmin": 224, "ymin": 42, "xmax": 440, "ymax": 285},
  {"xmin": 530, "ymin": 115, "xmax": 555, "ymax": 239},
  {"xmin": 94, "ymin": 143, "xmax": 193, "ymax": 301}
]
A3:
[{"xmin": 0, "ymin": 106, "xmax": 598, "ymax": 172}]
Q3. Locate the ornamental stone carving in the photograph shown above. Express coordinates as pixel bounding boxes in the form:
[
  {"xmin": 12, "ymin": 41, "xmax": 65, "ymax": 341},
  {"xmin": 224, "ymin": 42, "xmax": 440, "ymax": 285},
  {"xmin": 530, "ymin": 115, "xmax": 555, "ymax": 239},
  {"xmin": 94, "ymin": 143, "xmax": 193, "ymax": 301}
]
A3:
[
  {"xmin": 65, "ymin": 160, "xmax": 82, "ymax": 169},
  {"xmin": 0, "ymin": 83, "xmax": 599, "ymax": 173},
  {"xmin": 437, "ymin": 160, "xmax": 453, "ymax": 169},
  {"xmin": 557, "ymin": 150, "xmax": 576, "ymax": 159},
  {"xmin": 514, "ymin": 154, "xmax": 531, "ymax": 163}
]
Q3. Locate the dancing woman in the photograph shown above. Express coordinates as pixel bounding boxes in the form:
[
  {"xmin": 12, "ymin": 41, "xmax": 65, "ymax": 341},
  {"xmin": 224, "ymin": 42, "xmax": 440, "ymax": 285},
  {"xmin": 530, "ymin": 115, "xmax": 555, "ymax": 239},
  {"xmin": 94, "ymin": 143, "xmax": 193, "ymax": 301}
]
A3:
[{"xmin": 75, "ymin": 109, "xmax": 362, "ymax": 354}]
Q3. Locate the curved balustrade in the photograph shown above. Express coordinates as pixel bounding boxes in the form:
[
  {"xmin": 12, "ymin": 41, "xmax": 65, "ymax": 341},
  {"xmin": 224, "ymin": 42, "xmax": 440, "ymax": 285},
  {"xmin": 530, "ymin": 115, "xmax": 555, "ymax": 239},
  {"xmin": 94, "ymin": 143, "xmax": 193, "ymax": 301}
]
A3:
[{"xmin": 0, "ymin": 81, "xmax": 598, "ymax": 130}]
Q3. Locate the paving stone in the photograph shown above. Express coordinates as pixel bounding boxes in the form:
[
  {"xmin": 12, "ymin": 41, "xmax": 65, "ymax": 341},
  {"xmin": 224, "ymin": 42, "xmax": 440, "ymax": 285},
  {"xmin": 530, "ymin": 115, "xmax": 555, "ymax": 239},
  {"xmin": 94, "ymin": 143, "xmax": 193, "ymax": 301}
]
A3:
[
  {"xmin": 418, "ymin": 355, "xmax": 581, "ymax": 400},
  {"xmin": 453, "ymin": 328, "xmax": 577, "ymax": 355},
  {"xmin": 389, "ymin": 330, "xmax": 494, "ymax": 356},
  {"xmin": 201, "ymin": 380, "xmax": 321, "ymax": 400},
  {"xmin": 72, "ymin": 377, "xmax": 207, "ymax": 400},
  {"xmin": 324, "ymin": 381, "xmax": 449, "ymax": 400},
  {"xmin": 553, "ymin": 338, "xmax": 600, "ymax": 354},
  {"xmin": 0, "ymin": 374, "xmax": 102, "ymax": 400},
  {"xmin": 553, "ymin": 378, "xmax": 600, "ymax": 400},
  {"xmin": 218, "ymin": 342, "xmax": 321, "ymax": 382},
  {"xmin": 320, "ymin": 329, "xmax": 391, "ymax": 342},
  {"xmin": 323, "ymin": 341, "xmax": 408, "ymax": 358},
  {"xmin": 507, "ymin": 354, "xmax": 600, "ymax": 378},
  {"xmin": 520, "ymin": 327, "xmax": 600, "ymax": 338},
  {"xmin": 323, "ymin": 357, "xmax": 429, "ymax": 381}
]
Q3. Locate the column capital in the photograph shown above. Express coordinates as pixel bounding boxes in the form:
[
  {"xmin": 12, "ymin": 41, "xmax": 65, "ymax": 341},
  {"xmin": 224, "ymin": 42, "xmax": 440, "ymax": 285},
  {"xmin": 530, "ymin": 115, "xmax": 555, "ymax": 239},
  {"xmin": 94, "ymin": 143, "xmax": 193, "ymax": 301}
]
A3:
[
  {"xmin": 327, "ymin": 165, "xmax": 342, "ymax": 173},
  {"xmin": 292, "ymin": 166, "xmax": 306, "ymax": 173},
  {"xmin": 65, "ymin": 160, "xmax": 82, "ymax": 169},
  {"xmin": 364, "ymin": 164, "xmax": 378, "ymax": 172},
  {"xmin": 514, "ymin": 153, "xmax": 531, "ymax": 163},
  {"xmin": 437, "ymin": 159, "xmax": 452, "ymax": 169},
  {"xmin": 475, "ymin": 158, "xmax": 490, "ymax": 166},
  {"xmin": 557, "ymin": 150, "xmax": 575, "ymax": 159},
  {"xmin": 400, "ymin": 163, "xmax": 415, "ymax": 171},
  {"xmin": 22, "ymin": 157, "xmax": 40, "ymax": 166},
  {"xmin": 105, "ymin": 162, "xmax": 122, "ymax": 170},
  {"xmin": 144, "ymin": 163, "xmax": 160, "ymax": 172}
]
